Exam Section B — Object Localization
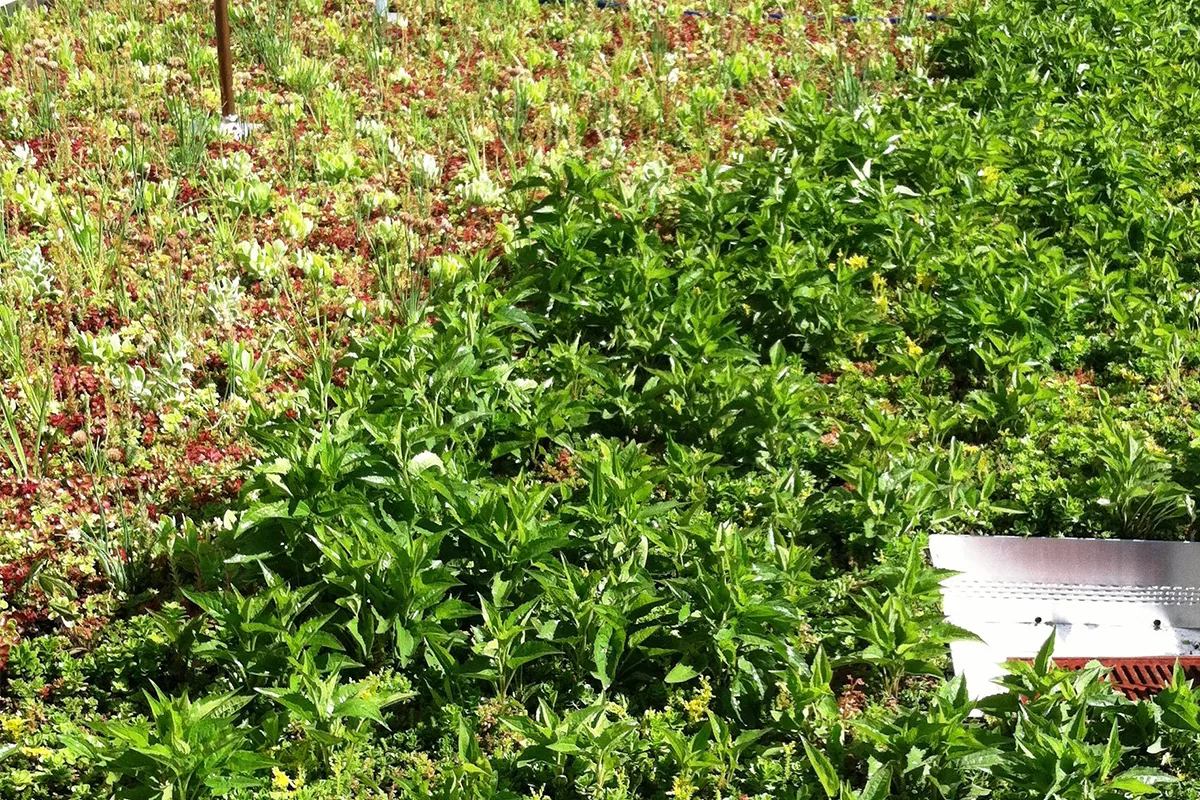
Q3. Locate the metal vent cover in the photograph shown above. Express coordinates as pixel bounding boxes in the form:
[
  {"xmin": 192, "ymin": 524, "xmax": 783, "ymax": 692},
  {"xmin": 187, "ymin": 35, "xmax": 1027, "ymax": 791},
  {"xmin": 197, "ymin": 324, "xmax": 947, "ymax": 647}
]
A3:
[{"xmin": 929, "ymin": 535, "xmax": 1200, "ymax": 698}]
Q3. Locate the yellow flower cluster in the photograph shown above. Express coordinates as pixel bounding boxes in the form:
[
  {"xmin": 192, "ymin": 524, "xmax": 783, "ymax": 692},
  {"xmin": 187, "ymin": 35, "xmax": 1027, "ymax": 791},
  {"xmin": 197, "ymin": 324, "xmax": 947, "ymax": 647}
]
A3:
[
  {"xmin": 2, "ymin": 718, "xmax": 23, "ymax": 738},
  {"xmin": 670, "ymin": 774, "xmax": 698, "ymax": 799},
  {"xmin": 271, "ymin": 767, "xmax": 305, "ymax": 793},
  {"xmin": 684, "ymin": 677, "xmax": 713, "ymax": 723}
]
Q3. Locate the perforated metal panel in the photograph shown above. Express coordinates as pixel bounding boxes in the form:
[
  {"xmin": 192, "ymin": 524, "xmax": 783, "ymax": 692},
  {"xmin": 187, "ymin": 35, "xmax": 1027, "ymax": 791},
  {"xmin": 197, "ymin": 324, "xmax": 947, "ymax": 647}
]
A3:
[{"xmin": 930, "ymin": 535, "xmax": 1200, "ymax": 698}]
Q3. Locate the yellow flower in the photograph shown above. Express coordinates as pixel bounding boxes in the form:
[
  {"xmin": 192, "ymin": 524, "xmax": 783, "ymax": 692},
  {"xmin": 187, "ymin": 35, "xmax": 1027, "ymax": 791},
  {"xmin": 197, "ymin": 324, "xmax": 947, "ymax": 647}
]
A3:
[
  {"xmin": 21, "ymin": 746, "xmax": 52, "ymax": 760},
  {"xmin": 847, "ymin": 254, "xmax": 868, "ymax": 270},
  {"xmin": 670, "ymin": 774, "xmax": 697, "ymax": 800},
  {"xmin": 978, "ymin": 165, "xmax": 1001, "ymax": 185},
  {"xmin": 906, "ymin": 337, "xmax": 924, "ymax": 357},
  {"xmin": 684, "ymin": 677, "xmax": 713, "ymax": 723},
  {"xmin": 605, "ymin": 700, "xmax": 629, "ymax": 718},
  {"xmin": 271, "ymin": 767, "xmax": 292, "ymax": 791},
  {"xmin": 2, "ymin": 717, "xmax": 24, "ymax": 739}
]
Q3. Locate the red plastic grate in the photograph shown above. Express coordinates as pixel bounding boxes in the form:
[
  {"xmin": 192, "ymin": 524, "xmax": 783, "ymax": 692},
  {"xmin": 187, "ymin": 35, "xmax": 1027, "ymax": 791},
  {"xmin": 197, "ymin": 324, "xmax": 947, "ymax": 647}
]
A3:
[{"xmin": 1010, "ymin": 656, "xmax": 1200, "ymax": 700}]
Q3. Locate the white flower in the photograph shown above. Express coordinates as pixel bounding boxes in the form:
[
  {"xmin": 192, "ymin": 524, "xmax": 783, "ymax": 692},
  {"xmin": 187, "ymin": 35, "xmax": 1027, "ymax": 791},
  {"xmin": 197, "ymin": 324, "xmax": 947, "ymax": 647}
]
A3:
[
  {"xmin": 411, "ymin": 151, "xmax": 440, "ymax": 187},
  {"xmin": 12, "ymin": 142, "xmax": 35, "ymax": 167},
  {"xmin": 458, "ymin": 168, "xmax": 503, "ymax": 207},
  {"xmin": 549, "ymin": 102, "xmax": 571, "ymax": 130}
]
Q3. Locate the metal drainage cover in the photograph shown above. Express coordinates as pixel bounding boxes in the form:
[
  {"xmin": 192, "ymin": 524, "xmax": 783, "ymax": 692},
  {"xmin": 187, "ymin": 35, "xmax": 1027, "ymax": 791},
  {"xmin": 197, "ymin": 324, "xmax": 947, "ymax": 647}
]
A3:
[
  {"xmin": 929, "ymin": 535, "xmax": 1200, "ymax": 698},
  {"xmin": 1008, "ymin": 656, "xmax": 1200, "ymax": 700}
]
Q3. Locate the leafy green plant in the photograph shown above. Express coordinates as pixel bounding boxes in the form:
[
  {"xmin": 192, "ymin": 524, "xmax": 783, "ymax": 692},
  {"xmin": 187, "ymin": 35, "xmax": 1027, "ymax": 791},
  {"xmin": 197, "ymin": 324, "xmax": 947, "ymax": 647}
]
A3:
[
  {"xmin": 1091, "ymin": 422, "xmax": 1194, "ymax": 539},
  {"xmin": 982, "ymin": 635, "xmax": 1178, "ymax": 799},
  {"xmin": 239, "ymin": 0, "xmax": 294, "ymax": 76},
  {"xmin": 0, "ymin": 306, "xmax": 53, "ymax": 480},
  {"xmin": 65, "ymin": 689, "xmax": 272, "ymax": 800},
  {"xmin": 842, "ymin": 542, "xmax": 978, "ymax": 697},
  {"xmin": 185, "ymin": 576, "xmax": 342, "ymax": 688},
  {"xmin": 164, "ymin": 97, "xmax": 214, "ymax": 172},
  {"xmin": 464, "ymin": 580, "xmax": 561, "ymax": 700},
  {"xmin": 0, "ymin": 372, "xmax": 51, "ymax": 481},
  {"xmin": 258, "ymin": 655, "xmax": 412, "ymax": 765}
]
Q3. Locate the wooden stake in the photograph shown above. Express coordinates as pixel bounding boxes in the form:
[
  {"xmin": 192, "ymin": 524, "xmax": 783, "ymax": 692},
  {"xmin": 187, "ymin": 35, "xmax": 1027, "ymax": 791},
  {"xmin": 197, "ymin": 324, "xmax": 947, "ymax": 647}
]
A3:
[{"xmin": 214, "ymin": 0, "xmax": 235, "ymax": 118}]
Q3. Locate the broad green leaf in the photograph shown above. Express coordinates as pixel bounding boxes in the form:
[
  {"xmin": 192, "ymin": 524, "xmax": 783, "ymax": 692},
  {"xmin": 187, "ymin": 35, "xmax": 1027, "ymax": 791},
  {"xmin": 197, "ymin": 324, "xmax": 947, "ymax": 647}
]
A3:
[
  {"xmin": 1100, "ymin": 718, "xmax": 1122, "ymax": 781},
  {"xmin": 665, "ymin": 663, "xmax": 700, "ymax": 684},
  {"xmin": 1033, "ymin": 629, "xmax": 1056, "ymax": 675},
  {"xmin": 592, "ymin": 624, "xmax": 622, "ymax": 689},
  {"xmin": 408, "ymin": 451, "xmax": 444, "ymax": 473},
  {"xmin": 802, "ymin": 737, "xmax": 842, "ymax": 799},
  {"xmin": 395, "ymin": 625, "xmax": 417, "ymax": 663},
  {"xmin": 509, "ymin": 641, "xmax": 562, "ymax": 668},
  {"xmin": 812, "ymin": 645, "xmax": 832, "ymax": 687},
  {"xmin": 859, "ymin": 764, "xmax": 892, "ymax": 800}
]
